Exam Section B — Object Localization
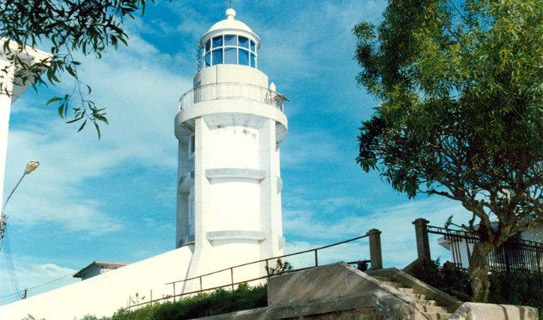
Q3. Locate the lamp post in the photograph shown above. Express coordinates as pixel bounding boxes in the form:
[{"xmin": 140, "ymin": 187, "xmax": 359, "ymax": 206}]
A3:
[{"xmin": 0, "ymin": 160, "xmax": 40, "ymax": 241}]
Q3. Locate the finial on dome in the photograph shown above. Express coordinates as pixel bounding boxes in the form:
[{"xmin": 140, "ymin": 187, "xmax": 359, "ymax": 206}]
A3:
[{"xmin": 226, "ymin": 8, "xmax": 236, "ymax": 20}]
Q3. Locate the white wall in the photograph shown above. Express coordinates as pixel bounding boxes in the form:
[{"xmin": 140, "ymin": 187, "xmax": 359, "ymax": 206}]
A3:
[
  {"xmin": 0, "ymin": 247, "xmax": 193, "ymax": 320},
  {"xmin": 0, "ymin": 58, "xmax": 14, "ymax": 209},
  {"xmin": 439, "ymin": 226, "xmax": 543, "ymax": 269}
]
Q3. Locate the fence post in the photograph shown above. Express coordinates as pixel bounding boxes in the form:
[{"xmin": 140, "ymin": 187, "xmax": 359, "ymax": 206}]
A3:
[
  {"xmin": 367, "ymin": 229, "xmax": 383, "ymax": 270},
  {"xmin": 413, "ymin": 218, "xmax": 431, "ymax": 262}
]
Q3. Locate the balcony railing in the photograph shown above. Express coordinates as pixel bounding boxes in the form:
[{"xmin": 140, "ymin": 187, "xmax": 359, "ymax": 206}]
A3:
[{"xmin": 179, "ymin": 82, "xmax": 287, "ymax": 111}]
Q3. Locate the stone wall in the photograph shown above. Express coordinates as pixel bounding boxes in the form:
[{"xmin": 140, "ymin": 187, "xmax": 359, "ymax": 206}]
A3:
[
  {"xmin": 194, "ymin": 263, "xmax": 539, "ymax": 320},
  {"xmin": 281, "ymin": 308, "xmax": 380, "ymax": 320}
]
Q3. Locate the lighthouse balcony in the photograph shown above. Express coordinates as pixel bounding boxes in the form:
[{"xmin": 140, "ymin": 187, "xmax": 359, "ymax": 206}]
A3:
[{"xmin": 179, "ymin": 82, "xmax": 287, "ymax": 112}]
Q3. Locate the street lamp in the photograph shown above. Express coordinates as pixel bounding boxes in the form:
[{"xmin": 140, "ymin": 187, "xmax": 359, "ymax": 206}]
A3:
[{"xmin": 0, "ymin": 160, "xmax": 40, "ymax": 241}]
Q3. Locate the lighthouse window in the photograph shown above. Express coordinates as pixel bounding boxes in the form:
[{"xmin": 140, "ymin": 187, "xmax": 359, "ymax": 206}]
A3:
[
  {"xmin": 212, "ymin": 36, "xmax": 223, "ymax": 48},
  {"xmin": 239, "ymin": 36, "xmax": 249, "ymax": 48},
  {"xmin": 189, "ymin": 133, "xmax": 195, "ymax": 155},
  {"xmin": 224, "ymin": 48, "xmax": 237, "ymax": 64},
  {"xmin": 201, "ymin": 34, "xmax": 257, "ymax": 69},
  {"xmin": 188, "ymin": 197, "xmax": 195, "ymax": 237},
  {"xmin": 239, "ymin": 49, "xmax": 249, "ymax": 66},
  {"xmin": 225, "ymin": 34, "xmax": 237, "ymax": 46},
  {"xmin": 212, "ymin": 49, "xmax": 223, "ymax": 64}
]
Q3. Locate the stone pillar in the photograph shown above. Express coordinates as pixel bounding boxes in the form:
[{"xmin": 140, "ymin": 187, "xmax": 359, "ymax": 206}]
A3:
[
  {"xmin": 367, "ymin": 228, "xmax": 383, "ymax": 270},
  {"xmin": 413, "ymin": 218, "xmax": 431, "ymax": 262}
]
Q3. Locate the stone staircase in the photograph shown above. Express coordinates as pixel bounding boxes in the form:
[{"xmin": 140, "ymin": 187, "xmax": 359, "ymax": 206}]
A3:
[{"xmin": 373, "ymin": 276, "xmax": 452, "ymax": 320}]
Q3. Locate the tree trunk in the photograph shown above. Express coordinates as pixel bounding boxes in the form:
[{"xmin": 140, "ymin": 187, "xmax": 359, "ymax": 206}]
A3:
[{"xmin": 468, "ymin": 241, "xmax": 495, "ymax": 302}]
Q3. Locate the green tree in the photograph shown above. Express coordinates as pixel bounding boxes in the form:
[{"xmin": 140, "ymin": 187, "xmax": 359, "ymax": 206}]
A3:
[
  {"xmin": 1, "ymin": 0, "xmax": 155, "ymax": 137},
  {"xmin": 354, "ymin": 0, "xmax": 543, "ymax": 302}
]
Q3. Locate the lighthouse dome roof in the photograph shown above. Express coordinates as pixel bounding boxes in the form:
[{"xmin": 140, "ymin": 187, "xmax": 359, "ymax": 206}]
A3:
[
  {"xmin": 200, "ymin": 8, "xmax": 260, "ymax": 48},
  {"xmin": 207, "ymin": 9, "xmax": 252, "ymax": 34}
]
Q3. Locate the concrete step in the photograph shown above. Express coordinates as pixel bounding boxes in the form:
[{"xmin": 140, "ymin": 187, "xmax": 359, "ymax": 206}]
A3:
[
  {"xmin": 423, "ymin": 312, "xmax": 451, "ymax": 320},
  {"xmin": 419, "ymin": 299, "xmax": 438, "ymax": 306},
  {"xmin": 406, "ymin": 292, "xmax": 426, "ymax": 301},
  {"xmin": 373, "ymin": 275, "xmax": 452, "ymax": 319},
  {"xmin": 422, "ymin": 305, "xmax": 449, "ymax": 314},
  {"xmin": 398, "ymin": 287, "xmax": 414, "ymax": 295},
  {"xmin": 382, "ymin": 281, "xmax": 403, "ymax": 289},
  {"xmin": 372, "ymin": 276, "xmax": 391, "ymax": 282}
]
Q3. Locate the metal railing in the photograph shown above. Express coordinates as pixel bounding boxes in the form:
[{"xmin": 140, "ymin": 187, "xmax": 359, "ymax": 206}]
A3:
[
  {"xmin": 127, "ymin": 232, "xmax": 376, "ymax": 310},
  {"xmin": 178, "ymin": 82, "xmax": 287, "ymax": 111},
  {"xmin": 426, "ymin": 224, "xmax": 543, "ymax": 273}
]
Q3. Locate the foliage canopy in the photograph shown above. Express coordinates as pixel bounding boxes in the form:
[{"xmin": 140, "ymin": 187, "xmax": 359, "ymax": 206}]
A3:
[
  {"xmin": 354, "ymin": 0, "xmax": 543, "ymax": 301},
  {"xmin": 0, "ymin": 0, "xmax": 154, "ymax": 137}
]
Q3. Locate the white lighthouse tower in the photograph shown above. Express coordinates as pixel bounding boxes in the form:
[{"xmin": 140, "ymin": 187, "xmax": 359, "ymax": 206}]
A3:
[{"xmin": 174, "ymin": 8, "xmax": 288, "ymax": 283}]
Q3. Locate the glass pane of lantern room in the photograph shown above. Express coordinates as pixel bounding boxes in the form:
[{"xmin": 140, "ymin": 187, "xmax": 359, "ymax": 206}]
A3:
[
  {"xmin": 224, "ymin": 48, "xmax": 236, "ymax": 64},
  {"xmin": 225, "ymin": 35, "xmax": 237, "ymax": 46},
  {"xmin": 205, "ymin": 39, "xmax": 211, "ymax": 52},
  {"xmin": 205, "ymin": 53, "xmax": 211, "ymax": 67},
  {"xmin": 212, "ymin": 36, "xmax": 223, "ymax": 48},
  {"xmin": 250, "ymin": 40, "xmax": 255, "ymax": 52},
  {"xmin": 250, "ymin": 53, "xmax": 256, "ymax": 68},
  {"xmin": 239, "ymin": 36, "xmax": 249, "ymax": 49},
  {"xmin": 239, "ymin": 49, "xmax": 249, "ymax": 65},
  {"xmin": 212, "ymin": 49, "xmax": 223, "ymax": 65}
]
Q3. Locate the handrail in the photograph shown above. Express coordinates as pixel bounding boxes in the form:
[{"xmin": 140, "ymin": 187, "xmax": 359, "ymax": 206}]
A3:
[
  {"xmin": 127, "ymin": 259, "xmax": 371, "ymax": 310},
  {"xmin": 126, "ymin": 233, "xmax": 373, "ymax": 311},
  {"xmin": 178, "ymin": 82, "xmax": 288, "ymax": 111},
  {"xmin": 427, "ymin": 225, "xmax": 479, "ymax": 239},
  {"xmin": 428, "ymin": 225, "xmax": 543, "ymax": 247},
  {"xmin": 165, "ymin": 233, "xmax": 370, "ymax": 286}
]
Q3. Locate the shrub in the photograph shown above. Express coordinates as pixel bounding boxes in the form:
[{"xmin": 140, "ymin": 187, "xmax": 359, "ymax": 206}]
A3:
[{"xmin": 84, "ymin": 283, "xmax": 268, "ymax": 320}]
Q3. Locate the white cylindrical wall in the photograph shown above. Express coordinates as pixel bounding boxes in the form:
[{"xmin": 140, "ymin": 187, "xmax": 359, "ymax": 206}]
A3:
[{"xmin": 207, "ymin": 125, "xmax": 259, "ymax": 168}]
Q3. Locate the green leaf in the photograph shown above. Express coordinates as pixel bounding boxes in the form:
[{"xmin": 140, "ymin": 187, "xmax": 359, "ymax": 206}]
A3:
[
  {"xmin": 46, "ymin": 96, "xmax": 62, "ymax": 105},
  {"xmin": 77, "ymin": 120, "xmax": 87, "ymax": 132},
  {"xmin": 94, "ymin": 122, "xmax": 101, "ymax": 139},
  {"xmin": 57, "ymin": 104, "xmax": 65, "ymax": 119}
]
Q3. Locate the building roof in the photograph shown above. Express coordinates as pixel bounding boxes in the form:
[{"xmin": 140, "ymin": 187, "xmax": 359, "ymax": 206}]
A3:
[
  {"xmin": 207, "ymin": 9, "xmax": 253, "ymax": 34},
  {"xmin": 73, "ymin": 261, "xmax": 127, "ymax": 279},
  {"xmin": 0, "ymin": 38, "xmax": 51, "ymax": 102},
  {"xmin": 200, "ymin": 8, "xmax": 261, "ymax": 48}
]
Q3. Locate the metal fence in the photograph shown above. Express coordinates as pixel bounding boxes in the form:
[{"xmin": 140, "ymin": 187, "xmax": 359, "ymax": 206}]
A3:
[
  {"xmin": 179, "ymin": 82, "xmax": 287, "ymax": 111},
  {"xmin": 426, "ymin": 224, "xmax": 543, "ymax": 273},
  {"xmin": 127, "ymin": 232, "xmax": 377, "ymax": 310}
]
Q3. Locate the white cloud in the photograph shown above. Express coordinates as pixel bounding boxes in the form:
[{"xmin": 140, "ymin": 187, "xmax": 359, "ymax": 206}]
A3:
[
  {"xmin": 0, "ymin": 254, "xmax": 77, "ymax": 305},
  {"xmin": 281, "ymin": 131, "xmax": 345, "ymax": 167},
  {"xmin": 283, "ymin": 197, "xmax": 470, "ymax": 268},
  {"xmin": 4, "ymin": 30, "xmax": 192, "ymax": 235}
]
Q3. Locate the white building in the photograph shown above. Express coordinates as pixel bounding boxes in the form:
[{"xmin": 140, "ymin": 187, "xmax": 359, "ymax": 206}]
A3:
[
  {"xmin": 174, "ymin": 7, "xmax": 288, "ymax": 289},
  {"xmin": 438, "ymin": 225, "xmax": 543, "ymax": 270},
  {"xmin": 0, "ymin": 8, "xmax": 289, "ymax": 320},
  {"xmin": 0, "ymin": 40, "xmax": 50, "ymax": 208}
]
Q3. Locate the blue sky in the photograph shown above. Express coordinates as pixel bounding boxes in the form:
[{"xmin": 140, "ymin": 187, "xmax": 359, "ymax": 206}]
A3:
[{"xmin": 0, "ymin": 0, "xmax": 470, "ymax": 304}]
